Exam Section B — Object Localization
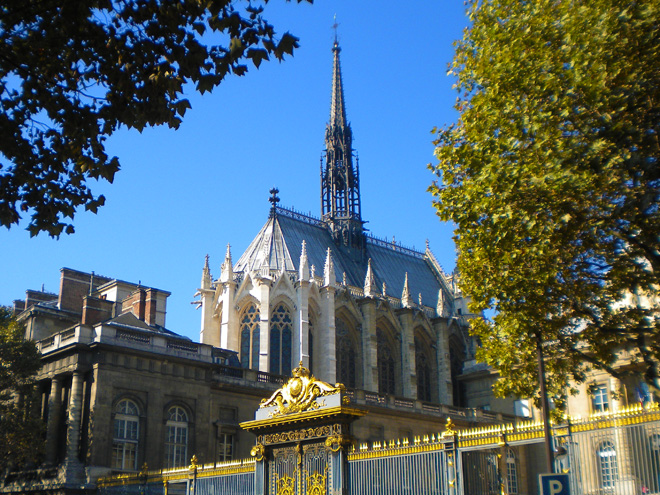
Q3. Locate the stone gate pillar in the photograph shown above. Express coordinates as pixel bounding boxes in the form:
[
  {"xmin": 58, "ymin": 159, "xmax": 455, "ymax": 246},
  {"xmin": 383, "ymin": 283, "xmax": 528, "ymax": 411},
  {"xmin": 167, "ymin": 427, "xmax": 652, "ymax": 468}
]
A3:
[{"xmin": 241, "ymin": 362, "xmax": 366, "ymax": 495}]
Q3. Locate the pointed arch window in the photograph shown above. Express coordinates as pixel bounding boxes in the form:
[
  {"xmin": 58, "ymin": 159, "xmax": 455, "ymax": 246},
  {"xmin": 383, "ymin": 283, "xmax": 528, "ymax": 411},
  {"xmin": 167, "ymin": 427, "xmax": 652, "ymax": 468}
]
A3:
[
  {"xmin": 598, "ymin": 441, "xmax": 618, "ymax": 489},
  {"xmin": 112, "ymin": 399, "xmax": 139, "ymax": 471},
  {"xmin": 308, "ymin": 316, "xmax": 314, "ymax": 375},
  {"xmin": 377, "ymin": 328, "xmax": 396, "ymax": 395},
  {"xmin": 240, "ymin": 304, "xmax": 260, "ymax": 369},
  {"xmin": 336, "ymin": 318, "xmax": 356, "ymax": 389},
  {"xmin": 415, "ymin": 337, "xmax": 432, "ymax": 402},
  {"xmin": 270, "ymin": 304, "xmax": 292, "ymax": 375},
  {"xmin": 165, "ymin": 406, "xmax": 188, "ymax": 468}
]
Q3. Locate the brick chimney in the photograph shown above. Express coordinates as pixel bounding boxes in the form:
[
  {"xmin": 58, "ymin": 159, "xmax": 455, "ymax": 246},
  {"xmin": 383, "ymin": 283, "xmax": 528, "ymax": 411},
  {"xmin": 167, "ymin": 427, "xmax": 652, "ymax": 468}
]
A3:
[
  {"xmin": 121, "ymin": 289, "xmax": 147, "ymax": 321},
  {"xmin": 144, "ymin": 289, "xmax": 159, "ymax": 326},
  {"xmin": 58, "ymin": 268, "xmax": 112, "ymax": 313},
  {"xmin": 81, "ymin": 296, "xmax": 114, "ymax": 325}
]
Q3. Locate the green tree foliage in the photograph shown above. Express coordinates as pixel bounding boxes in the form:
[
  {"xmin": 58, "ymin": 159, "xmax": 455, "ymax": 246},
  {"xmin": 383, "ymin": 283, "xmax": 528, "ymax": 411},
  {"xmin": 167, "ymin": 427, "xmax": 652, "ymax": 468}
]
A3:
[
  {"xmin": 0, "ymin": 0, "xmax": 310, "ymax": 237},
  {"xmin": 430, "ymin": 0, "xmax": 660, "ymax": 407},
  {"xmin": 0, "ymin": 308, "xmax": 43, "ymax": 471}
]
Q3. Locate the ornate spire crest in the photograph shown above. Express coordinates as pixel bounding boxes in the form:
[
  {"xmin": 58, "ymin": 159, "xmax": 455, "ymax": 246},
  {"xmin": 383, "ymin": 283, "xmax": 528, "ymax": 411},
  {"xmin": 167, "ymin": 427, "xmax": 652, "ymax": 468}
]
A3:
[
  {"xmin": 321, "ymin": 39, "xmax": 364, "ymax": 250},
  {"xmin": 436, "ymin": 288, "xmax": 445, "ymax": 316},
  {"xmin": 401, "ymin": 272, "xmax": 412, "ymax": 308},
  {"xmin": 201, "ymin": 254, "xmax": 212, "ymax": 289},
  {"xmin": 259, "ymin": 362, "xmax": 345, "ymax": 417},
  {"xmin": 363, "ymin": 258, "xmax": 378, "ymax": 298},
  {"xmin": 299, "ymin": 240, "xmax": 310, "ymax": 281},
  {"xmin": 269, "ymin": 187, "xmax": 280, "ymax": 217},
  {"xmin": 220, "ymin": 244, "xmax": 233, "ymax": 283},
  {"xmin": 324, "ymin": 247, "xmax": 336, "ymax": 287}
]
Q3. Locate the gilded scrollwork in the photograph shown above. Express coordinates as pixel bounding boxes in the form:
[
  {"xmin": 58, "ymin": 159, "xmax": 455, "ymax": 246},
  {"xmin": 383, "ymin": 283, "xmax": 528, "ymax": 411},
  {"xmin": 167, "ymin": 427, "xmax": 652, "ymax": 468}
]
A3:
[
  {"xmin": 442, "ymin": 417, "xmax": 456, "ymax": 437},
  {"xmin": 263, "ymin": 425, "xmax": 333, "ymax": 445},
  {"xmin": 250, "ymin": 443, "xmax": 265, "ymax": 462},
  {"xmin": 275, "ymin": 473, "xmax": 296, "ymax": 495},
  {"xmin": 325, "ymin": 434, "xmax": 352, "ymax": 452},
  {"xmin": 304, "ymin": 466, "xmax": 328, "ymax": 495},
  {"xmin": 260, "ymin": 362, "xmax": 345, "ymax": 416}
]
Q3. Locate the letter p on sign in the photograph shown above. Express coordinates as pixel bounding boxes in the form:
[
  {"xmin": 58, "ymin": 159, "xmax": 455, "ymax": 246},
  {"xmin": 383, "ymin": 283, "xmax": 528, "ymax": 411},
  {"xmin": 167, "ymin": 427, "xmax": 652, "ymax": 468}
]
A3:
[{"xmin": 540, "ymin": 474, "xmax": 570, "ymax": 495}]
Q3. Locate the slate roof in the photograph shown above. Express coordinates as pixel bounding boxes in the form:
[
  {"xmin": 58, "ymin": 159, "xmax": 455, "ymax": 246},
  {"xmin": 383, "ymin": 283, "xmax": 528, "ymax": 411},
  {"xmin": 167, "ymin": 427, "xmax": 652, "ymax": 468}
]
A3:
[
  {"xmin": 234, "ymin": 207, "xmax": 453, "ymax": 308},
  {"xmin": 105, "ymin": 312, "xmax": 190, "ymax": 340}
]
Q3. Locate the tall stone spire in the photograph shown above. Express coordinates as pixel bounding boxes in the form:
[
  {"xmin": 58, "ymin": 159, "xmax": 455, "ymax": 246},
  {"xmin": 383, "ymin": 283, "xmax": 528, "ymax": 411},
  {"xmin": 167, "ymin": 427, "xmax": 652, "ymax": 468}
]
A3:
[
  {"xmin": 321, "ymin": 39, "xmax": 364, "ymax": 251},
  {"xmin": 363, "ymin": 259, "xmax": 378, "ymax": 298},
  {"xmin": 299, "ymin": 241, "xmax": 310, "ymax": 281},
  {"xmin": 401, "ymin": 272, "xmax": 412, "ymax": 308},
  {"xmin": 201, "ymin": 254, "xmax": 212, "ymax": 290},
  {"xmin": 220, "ymin": 244, "xmax": 233, "ymax": 283},
  {"xmin": 323, "ymin": 248, "xmax": 336, "ymax": 287}
]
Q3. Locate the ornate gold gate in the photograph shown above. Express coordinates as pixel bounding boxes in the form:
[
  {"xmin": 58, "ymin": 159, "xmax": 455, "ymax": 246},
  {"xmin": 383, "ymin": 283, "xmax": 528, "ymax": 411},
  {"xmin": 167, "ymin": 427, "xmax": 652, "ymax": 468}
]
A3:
[{"xmin": 241, "ymin": 363, "xmax": 365, "ymax": 495}]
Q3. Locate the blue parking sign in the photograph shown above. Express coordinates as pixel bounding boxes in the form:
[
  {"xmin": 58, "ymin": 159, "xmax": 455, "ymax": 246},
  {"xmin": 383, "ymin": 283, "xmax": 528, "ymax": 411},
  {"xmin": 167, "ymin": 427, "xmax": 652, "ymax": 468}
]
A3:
[{"xmin": 539, "ymin": 474, "xmax": 570, "ymax": 495}]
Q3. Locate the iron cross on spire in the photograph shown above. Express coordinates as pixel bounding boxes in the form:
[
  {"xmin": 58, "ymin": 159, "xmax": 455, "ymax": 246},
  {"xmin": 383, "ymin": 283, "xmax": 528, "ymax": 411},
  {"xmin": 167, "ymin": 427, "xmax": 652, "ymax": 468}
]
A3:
[
  {"xmin": 269, "ymin": 187, "xmax": 280, "ymax": 217},
  {"xmin": 332, "ymin": 15, "xmax": 339, "ymax": 43}
]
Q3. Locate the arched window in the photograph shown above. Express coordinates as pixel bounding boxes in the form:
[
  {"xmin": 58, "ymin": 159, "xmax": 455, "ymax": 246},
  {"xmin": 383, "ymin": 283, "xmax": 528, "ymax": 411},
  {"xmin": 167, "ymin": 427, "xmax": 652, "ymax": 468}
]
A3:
[
  {"xmin": 415, "ymin": 337, "xmax": 432, "ymax": 402},
  {"xmin": 598, "ymin": 441, "xmax": 618, "ymax": 489},
  {"xmin": 377, "ymin": 328, "xmax": 396, "ymax": 395},
  {"xmin": 308, "ymin": 316, "xmax": 314, "ymax": 374},
  {"xmin": 270, "ymin": 304, "xmax": 292, "ymax": 375},
  {"xmin": 165, "ymin": 406, "xmax": 189, "ymax": 468},
  {"xmin": 336, "ymin": 318, "xmax": 356, "ymax": 389},
  {"xmin": 506, "ymin": 449, "xmax": 518, "ymax": 495},
  {"xmin": 449, "ymin": 335, "xmax": 466, "ymax": 407},
  {"xmin": 239, "ymin": 304, "xmax": 260, "ymax": 369},
  {"xmin": 112, "ymin": 399, "xmax": 139, "ymax": 470}
]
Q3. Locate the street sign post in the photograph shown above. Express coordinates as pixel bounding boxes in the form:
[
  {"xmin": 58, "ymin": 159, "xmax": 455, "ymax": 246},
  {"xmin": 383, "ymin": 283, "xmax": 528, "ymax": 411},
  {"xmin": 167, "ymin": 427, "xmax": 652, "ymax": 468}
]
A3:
[{"xmin": 539, "ymin": 473, "xmax": 570, "ymax": 495}]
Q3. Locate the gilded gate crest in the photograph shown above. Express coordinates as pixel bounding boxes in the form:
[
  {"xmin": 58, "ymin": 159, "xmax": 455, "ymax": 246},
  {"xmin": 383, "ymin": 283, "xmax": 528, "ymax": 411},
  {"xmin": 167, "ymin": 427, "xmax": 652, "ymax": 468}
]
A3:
[{"xmin": 260, "ymin": 362, "xmax": 345, "ymax": 416}]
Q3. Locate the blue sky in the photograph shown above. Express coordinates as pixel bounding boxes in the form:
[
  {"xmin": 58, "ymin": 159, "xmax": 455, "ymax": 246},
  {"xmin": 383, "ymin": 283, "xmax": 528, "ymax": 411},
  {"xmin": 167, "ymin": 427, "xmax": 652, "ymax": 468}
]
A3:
[{"xmin": 1, "ymin": 1, "xmax": 469, "ymax": 340}]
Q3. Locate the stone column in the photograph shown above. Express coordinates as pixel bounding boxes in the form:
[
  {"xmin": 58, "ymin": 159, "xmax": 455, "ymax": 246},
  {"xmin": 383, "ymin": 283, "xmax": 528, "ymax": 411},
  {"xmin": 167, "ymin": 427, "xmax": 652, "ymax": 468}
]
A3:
[
  {"xmin": 220, "ymin": 280, "xmax": 237, "ymax": 350},
  {"xmin": 359, "ymin": 299, "xmax": 377, "ymax": 392},
  {"xmin": 258, "ymin": 278, "xmax": 271, "ymax": 372},
  {"xmin": 319, "ymin": 285, "xmax": 336, "ymax": 383},
  {"xmin": 60, "ymin": 371, "xmax": 85, "ymax": 484},
  {"xmin": 397, "ymin": 309, "xmax": 415, "ymax": 398},
  {"xmin": 45, "ymin": 376, "xmax": 62, "ymax": 465},
  {"xmin": 296, "ymin": 279, "xmax": 310, "ymax": 369},
  {"xmin": 65, "ymin": 371, "xmax": 85, "ymax": 462},
  {"xmin": 433, "ymin": 319, "xmax": 453, "ymax": 405}
]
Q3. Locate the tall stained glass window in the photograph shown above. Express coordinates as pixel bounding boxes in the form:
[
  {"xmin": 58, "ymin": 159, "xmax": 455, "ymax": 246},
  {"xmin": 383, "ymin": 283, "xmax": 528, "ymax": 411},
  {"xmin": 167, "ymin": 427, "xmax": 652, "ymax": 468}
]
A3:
[
  {"xmin": 377, "ymin": 328, "xmax": 396, "ymax": 395},
  {"xmin": 336, "ymin": 318, "xmax": 356, "ymax": 388},
  {"xmin": 239, "ymin": 304, "xmax": 260, "ymax": 369},
  {"xmin": 415, "ymin": 337, "xmax": 432, "ymax": 402},
  {"xmin": 269, "ymin": 304, "xmax": 292, "ymax": 375}
]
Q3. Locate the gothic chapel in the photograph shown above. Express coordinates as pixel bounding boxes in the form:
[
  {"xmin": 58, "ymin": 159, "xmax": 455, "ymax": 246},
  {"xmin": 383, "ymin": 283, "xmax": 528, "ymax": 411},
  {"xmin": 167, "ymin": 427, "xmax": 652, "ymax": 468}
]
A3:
[{"xmin": 196, "ymin": 40, "xmax": 475, "ymax": 407}]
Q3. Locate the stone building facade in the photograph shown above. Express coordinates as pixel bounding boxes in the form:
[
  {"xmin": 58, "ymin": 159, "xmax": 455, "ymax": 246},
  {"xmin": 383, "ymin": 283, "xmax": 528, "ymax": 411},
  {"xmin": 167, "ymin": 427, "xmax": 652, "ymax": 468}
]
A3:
[
  {"xmin": 2, "ymin": 41, "xmax": 512, "ymax": 495},
  {"xmin": 195, "ymin": 39, "xmax": 476, "ymax": 408}
]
